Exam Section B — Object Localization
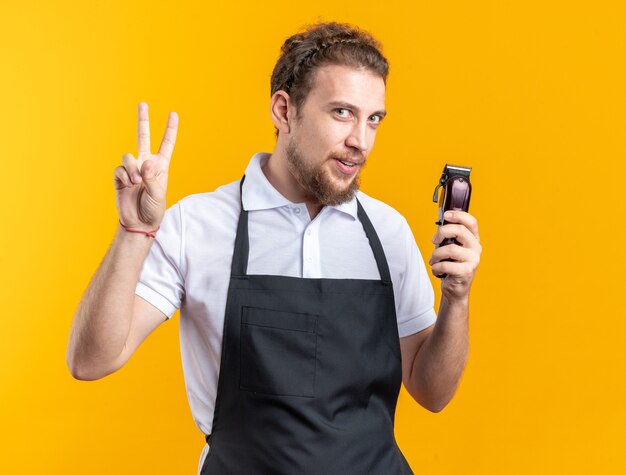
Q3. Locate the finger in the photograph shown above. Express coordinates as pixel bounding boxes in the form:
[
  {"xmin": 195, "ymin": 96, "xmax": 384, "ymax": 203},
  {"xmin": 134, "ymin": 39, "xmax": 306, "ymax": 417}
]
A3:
[
  {"xmin": 137, "ymin": 102, "xmax": 151, "ymax": 159},
  {"xmin": 121, "ymin": 153, "xmax": 142, "ymax": 184},
  {"xmin": 434, "ymin": 223, "xmax": 478, "ymax": 249},
  {"xmin": 158, "ymin": 111, "xmax": 178, "ymax": 162},
  {"xmin": 429, "ymin": 244, "xmax": 474, "ymax": 266},
  {"xmin": 431, "ymin": 260, "xmax": 473, "ymax": 280},
  {"xmin": 443, "ymin": 211, "xmax": 479, "ymax": 241},
  {"xmin": 140, "ymin": 159, "xmax": 165, "ymax": 198},
  {"xmin": 114, "ymin": 165, "xmax": 132, "ymax": 190}
]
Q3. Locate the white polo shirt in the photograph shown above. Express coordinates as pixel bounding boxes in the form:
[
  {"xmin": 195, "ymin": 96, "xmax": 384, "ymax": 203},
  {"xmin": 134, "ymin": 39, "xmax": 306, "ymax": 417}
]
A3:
[{"xmin": 135, "ymin": 152, "xmax": 437, "ymax": 459}]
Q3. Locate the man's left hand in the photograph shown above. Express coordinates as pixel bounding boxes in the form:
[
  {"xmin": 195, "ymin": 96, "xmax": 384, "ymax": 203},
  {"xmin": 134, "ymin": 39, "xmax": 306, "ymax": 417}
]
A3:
[{"xmin": 429, "ymin": 211, "xmax": 482, "ymax": 303}]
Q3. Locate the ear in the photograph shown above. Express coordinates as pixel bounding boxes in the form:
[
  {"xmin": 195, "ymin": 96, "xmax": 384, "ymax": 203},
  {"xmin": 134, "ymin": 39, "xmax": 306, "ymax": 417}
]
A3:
[{"xmin": 270, "ymin": 91, "xmax": 293, "ymax": 135}]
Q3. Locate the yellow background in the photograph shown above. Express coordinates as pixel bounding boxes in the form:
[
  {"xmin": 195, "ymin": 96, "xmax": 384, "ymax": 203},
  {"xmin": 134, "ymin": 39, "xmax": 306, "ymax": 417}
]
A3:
[{"xmin": 1, "ymin": 0, "xmax": 624, "ymax": 473}]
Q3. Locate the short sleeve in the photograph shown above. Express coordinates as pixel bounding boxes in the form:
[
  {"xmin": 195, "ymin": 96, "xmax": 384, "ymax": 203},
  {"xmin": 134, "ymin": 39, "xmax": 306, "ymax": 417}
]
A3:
[
  {"xmin": 395, "ymin": 220, "xmax": 437, "ymax": 338},
  {"xmin": 135, "ymin": 202, "xmax": 185, "ymax": 318}
]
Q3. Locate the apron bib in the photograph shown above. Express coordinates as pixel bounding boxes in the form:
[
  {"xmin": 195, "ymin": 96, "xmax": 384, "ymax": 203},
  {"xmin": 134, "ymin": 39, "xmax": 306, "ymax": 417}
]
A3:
[{"xmin": 201, "ymin": 178, "xmax": 413, "ymax": 474}]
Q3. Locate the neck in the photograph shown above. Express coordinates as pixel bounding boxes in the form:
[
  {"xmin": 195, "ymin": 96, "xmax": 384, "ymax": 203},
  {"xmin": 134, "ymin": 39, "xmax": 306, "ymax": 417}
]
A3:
[{"xmin": 262, "ymin": 146, "xmax": 324, "ymax": 219}]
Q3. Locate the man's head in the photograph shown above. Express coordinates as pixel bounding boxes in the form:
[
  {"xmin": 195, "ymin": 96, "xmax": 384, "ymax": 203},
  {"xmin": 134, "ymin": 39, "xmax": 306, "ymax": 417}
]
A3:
[
  {"xmin": 269, "ymin": 22, "xmax": 389, "ymax": 206},
  {"xmin": 271, "ymin": 22, "xmax": 389, "ymax": 124}
]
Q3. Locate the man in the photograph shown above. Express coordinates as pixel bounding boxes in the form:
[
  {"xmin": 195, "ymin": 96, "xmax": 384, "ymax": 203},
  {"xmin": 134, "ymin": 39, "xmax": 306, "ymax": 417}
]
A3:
[{"xmin": 67, "ymin": 22, "xmax": 481, "ymax": 474}]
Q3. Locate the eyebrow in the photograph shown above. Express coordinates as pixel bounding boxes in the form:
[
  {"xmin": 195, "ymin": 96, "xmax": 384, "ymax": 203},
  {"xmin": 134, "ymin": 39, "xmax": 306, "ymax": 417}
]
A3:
[{"xmin": 327, "ymin": 101, "xmax": 387, "ymax": 119}]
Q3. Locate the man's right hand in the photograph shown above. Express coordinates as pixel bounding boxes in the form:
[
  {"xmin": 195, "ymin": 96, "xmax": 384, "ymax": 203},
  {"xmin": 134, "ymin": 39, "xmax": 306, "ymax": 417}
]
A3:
[{"xmin": 114, "ymin": 102, "xmax": 178, "ymax": 231}]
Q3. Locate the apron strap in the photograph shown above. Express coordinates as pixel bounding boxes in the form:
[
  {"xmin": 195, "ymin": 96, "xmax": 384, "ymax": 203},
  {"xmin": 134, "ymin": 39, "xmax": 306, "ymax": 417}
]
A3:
[
  {"xmin": 232, "ymin": 175, "xmax": 393, "ymax": 283},
  {"xmin": 231, "ymin": 176, "xmax": 250, "ymax": 276},
  {"xmin": 356, "ymin": 200, "xmax": 392, "ymax": 284}
]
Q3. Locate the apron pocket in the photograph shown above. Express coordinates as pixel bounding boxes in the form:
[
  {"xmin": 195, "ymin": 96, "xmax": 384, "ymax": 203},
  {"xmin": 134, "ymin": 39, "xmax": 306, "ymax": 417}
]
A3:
[{"xmin": 240, "ymin": 306, "xmax": 318, "ymax": 397}]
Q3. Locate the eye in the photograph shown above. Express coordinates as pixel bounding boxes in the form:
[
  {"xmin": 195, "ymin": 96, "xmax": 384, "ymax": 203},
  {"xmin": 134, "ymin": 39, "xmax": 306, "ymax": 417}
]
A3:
[
  {"xmin": 369, "ymin": 114, "xmax": 382, "ymax": 125},
  {"xmin": 335, "ymin": 108, "xmax": 351, "ymax": 118}
]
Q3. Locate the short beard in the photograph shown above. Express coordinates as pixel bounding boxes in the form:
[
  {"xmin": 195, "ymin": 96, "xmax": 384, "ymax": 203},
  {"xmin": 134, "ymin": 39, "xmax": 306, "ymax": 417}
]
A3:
[{"xmin": 285, "ymin": 139, "xmax": 363, "ymax": 206}]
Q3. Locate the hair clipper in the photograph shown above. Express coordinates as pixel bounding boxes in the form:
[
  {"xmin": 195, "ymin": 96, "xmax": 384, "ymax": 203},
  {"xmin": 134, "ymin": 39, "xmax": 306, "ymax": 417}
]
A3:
[{"xmin": 432, "ymin": 164, "xmax": 472, "ymax": 278}]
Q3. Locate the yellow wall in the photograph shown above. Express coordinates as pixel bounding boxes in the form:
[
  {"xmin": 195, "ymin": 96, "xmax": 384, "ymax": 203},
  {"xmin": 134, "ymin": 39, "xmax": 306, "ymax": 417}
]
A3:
[{"xmin": 1, "ymin": 0, "xmax": 624, "ymax": 473}]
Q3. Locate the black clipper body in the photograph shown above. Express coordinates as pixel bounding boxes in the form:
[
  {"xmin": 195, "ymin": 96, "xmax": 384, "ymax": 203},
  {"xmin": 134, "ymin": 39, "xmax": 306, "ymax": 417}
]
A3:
[{"xmin": 433, "ymin": 164, "xmax": 472, "ymax": 278}]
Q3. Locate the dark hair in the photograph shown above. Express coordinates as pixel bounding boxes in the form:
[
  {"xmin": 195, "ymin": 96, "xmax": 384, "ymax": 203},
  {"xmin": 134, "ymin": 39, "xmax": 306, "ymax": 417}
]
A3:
[{"xmin": 270, "ymin": 22, "xmax": 389, "ymax": 133}]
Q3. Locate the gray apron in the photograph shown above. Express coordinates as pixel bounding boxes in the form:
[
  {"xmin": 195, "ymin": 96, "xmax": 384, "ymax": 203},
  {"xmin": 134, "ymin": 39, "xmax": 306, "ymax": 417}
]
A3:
[{"xmin": 201, "ymin": 177, "xmax": 413, "ymax": 474}]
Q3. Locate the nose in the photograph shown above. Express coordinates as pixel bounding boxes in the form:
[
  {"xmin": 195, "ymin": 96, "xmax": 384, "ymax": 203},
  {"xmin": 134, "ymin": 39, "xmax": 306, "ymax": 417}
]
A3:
[{"xmin": 345, "ymin": 121, "xmax": 368, "ymax": 155}]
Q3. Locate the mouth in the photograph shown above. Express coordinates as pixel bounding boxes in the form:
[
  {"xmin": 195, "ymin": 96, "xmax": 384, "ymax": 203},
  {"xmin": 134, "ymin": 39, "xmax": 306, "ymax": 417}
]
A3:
[
  {"xmin": 337, "ymin": 159, "xmax": 357, "ymax": 168},
  {"xmin": 333, "ymin": 157, "xmax": 363, "ymax": 175}
]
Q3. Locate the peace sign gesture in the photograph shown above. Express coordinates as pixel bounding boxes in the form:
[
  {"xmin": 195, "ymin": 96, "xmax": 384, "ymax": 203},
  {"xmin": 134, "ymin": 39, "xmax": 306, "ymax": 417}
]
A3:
[{"xmin": 114, "ymin": 102, "xmax": 178, "ymax": 231}]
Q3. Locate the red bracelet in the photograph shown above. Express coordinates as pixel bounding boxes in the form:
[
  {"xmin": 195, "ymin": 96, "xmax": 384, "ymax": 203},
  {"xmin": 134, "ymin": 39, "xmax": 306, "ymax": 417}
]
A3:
[{"xmin": 119, "ymin": 220, "xmax": 160, "ymax": 238}]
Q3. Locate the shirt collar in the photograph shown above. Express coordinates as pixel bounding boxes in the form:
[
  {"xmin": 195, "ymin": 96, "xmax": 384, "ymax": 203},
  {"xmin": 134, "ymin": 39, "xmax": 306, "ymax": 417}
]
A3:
[{"xmin": 241, "ymin": 152, "xmax": 358, "ymax": 220}]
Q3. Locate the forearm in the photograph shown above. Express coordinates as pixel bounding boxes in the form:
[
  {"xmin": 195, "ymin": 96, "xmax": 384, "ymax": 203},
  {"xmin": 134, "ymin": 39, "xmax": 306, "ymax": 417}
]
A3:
[
  {"xmin": 67, "ymin": 224, "xmax": 153, "ymax": 379},
  {"xmin": 408, "ymin": 296, "xmax": 469, "ymax": 412}
]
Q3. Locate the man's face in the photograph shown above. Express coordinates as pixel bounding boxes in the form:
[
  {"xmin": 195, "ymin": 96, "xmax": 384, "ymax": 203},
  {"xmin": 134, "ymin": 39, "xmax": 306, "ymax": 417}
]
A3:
[{"xmin": 286, "ymin": 64, "xmax": 386, "ymax": 206}]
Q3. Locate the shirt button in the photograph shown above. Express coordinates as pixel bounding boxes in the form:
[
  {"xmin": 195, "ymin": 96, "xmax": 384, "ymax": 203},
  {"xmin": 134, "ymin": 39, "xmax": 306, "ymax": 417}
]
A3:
[
  {"xmin": 306, "ymin": 229, "xmax": 312, "ymax": 236},
  {"xmin": 294, "ymin": 208, "xmax": 301, "ymax": 215}
]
